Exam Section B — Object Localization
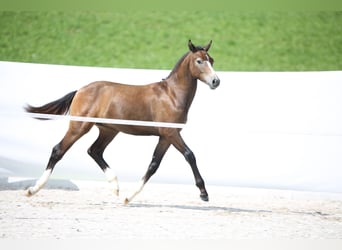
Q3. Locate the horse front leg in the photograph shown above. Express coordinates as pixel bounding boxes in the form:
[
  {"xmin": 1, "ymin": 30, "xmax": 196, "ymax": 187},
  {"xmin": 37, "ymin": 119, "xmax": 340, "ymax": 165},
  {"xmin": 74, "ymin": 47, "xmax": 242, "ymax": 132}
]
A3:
[
  {"xmin": 124, "ymin": 137, "xmax": 170, "ymax": 204},
  {"xmin": 170, "ymin": 131, "xmax": 209, "ymax": 202},
  {"xmin": 182, "ymin": 146, "xmax": 209, "ymax": 201}
]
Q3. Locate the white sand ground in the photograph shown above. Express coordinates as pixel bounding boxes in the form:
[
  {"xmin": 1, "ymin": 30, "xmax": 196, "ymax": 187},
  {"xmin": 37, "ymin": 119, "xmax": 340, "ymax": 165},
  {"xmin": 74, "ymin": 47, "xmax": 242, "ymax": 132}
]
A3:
[{"xmin": 0, "ymin": 180, "xmax": 342, "ymax": 239}]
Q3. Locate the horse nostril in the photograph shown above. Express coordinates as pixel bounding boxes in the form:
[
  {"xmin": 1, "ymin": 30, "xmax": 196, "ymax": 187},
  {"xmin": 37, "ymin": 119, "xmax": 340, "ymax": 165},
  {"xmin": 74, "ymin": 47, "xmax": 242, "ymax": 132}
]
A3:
[{"xmin": 212, "ymin": 78, "xmax": 220, "ymax": 88}]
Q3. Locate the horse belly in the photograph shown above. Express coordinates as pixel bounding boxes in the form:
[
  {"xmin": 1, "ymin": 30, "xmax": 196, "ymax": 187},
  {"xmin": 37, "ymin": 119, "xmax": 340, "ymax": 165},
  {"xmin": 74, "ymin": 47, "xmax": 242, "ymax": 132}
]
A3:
[{"xmin": 106, "ymin": 124, "xmax": 160, "ymax": 136}]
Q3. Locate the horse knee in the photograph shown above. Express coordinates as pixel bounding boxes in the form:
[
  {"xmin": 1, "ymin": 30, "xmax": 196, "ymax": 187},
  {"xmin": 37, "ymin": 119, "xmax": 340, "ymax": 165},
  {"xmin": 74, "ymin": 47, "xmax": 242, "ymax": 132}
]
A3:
[{"xmin": 195, "ymin": 178, "xmax": 205, "ymax": 189}]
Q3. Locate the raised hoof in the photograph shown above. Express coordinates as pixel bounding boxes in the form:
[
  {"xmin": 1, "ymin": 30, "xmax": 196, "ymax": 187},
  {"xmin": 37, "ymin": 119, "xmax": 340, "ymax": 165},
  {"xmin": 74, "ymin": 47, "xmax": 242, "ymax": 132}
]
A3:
[{"xmin": 200, "ymin": 194, "xmax": 209, "ymax": 202}]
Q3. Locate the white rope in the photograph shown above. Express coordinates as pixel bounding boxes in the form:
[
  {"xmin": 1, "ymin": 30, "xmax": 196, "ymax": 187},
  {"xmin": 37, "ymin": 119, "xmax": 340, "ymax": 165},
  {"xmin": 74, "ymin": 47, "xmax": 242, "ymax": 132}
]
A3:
[{"xmin": 25, "ymin": 112, "xmax": 185, "ymax": 129}]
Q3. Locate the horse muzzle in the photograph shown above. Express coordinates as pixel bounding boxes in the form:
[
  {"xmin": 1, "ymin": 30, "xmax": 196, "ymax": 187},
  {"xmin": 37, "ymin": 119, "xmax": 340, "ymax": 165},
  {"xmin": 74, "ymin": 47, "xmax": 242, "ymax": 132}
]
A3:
[{"xmin": 209, "ymin": 77, "xmax": 220, "ymax": 89}]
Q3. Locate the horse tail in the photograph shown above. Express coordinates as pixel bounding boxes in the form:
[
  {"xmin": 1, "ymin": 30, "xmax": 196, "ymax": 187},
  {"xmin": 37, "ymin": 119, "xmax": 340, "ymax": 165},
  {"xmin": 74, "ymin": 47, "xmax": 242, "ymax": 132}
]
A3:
[{"xmin": 24, "ymin": 90, "xmax": 77, "ymax": 120}]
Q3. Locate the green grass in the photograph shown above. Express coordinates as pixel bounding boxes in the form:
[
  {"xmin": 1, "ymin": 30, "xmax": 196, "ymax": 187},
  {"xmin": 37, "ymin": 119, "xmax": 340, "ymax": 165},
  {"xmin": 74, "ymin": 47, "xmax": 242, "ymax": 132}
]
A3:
[{"xmin": 0, "ymin": 11, "xmax": 341, "ymax": 71}]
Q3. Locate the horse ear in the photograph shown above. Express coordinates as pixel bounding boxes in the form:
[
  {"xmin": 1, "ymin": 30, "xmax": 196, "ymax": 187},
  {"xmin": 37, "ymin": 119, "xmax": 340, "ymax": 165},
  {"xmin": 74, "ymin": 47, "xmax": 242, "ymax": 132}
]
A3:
[
  {"xmin": 188, "ymin": 39, "xmax": 197, "ymax": 52},
  {"xmin": 203, "ymin": 40, "xmax": 212, "ymax": 52}
]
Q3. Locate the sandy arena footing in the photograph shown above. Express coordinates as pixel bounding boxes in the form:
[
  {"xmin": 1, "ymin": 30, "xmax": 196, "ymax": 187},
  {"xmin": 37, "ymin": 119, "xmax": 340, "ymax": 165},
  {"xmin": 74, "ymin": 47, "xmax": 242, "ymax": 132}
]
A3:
[{"xmin": 0, "ymin": 180, "xmax": 342, "ymax": 239}]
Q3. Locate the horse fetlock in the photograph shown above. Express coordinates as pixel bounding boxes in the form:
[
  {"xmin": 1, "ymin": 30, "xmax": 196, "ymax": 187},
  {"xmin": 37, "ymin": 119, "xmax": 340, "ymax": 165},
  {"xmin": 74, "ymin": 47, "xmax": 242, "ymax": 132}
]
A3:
[
  {"xmin": 112, "ymin": 187, "xmax": 119, "ymax": 196},
  {"xmin": 109, "ymin": 183, "xmax": 119, "ymax": 196},
  {"xmin": 195, "ymin": 178, "xmax": 205, "ymax": 189},
  {"xmin": 200, "ymin": 191, "xmax": 209, "ymax": 201},
  {"xmin": 199, "ymin": 185, "xmax": 209, "ymax": 202},
  {"xmin": 105, "ymin": 168, "xmax": 119, "ymax": 196},
  {"xmin": 25, "ymin": 169, "xmax": 52, "ymax": 198},
  {"xmin": 25, "ymin": 186, "xmax": 38, "ymax": 197},
  {"xmin": 200, "ymin": 192, "xmax": 209, "ymax": 202}
]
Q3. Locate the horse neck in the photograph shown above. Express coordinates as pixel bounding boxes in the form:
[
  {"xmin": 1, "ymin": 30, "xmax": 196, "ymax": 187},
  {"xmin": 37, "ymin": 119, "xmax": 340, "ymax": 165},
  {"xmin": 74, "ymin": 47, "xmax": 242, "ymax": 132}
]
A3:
[{"xmin": 166, "ymin": 56, "xmax": 198, "ymax": 112}]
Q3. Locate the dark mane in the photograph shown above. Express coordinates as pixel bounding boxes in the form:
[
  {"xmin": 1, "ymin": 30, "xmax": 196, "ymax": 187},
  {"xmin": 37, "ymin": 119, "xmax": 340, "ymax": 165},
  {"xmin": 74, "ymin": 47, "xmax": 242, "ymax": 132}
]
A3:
[{"xmin": 164, "ymin": 51, "xmax": 190, "ymax": 80}]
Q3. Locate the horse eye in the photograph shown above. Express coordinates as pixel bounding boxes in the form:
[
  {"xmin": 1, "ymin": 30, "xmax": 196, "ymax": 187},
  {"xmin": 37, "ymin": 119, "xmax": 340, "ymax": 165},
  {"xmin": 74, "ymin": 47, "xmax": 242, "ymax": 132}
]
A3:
[{"xmin": 196, "ymin": 59, "xmax": 203, "ymax": 64}]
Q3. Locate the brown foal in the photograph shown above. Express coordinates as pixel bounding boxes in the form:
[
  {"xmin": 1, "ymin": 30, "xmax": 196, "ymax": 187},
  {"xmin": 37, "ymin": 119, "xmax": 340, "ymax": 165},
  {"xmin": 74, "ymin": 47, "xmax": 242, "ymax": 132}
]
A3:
[{"xmin": 25, "ymin": 40, "xmax": 220, "ymax": 203}]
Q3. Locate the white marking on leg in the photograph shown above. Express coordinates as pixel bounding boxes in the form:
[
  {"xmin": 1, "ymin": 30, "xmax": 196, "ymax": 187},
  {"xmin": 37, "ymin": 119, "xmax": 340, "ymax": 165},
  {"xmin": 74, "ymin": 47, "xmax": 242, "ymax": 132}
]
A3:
[
  {"xmin": 124, "ymin": 180, "xmax": 145, "ymax": 204},
  {"xmin": 104, "ymin": 168, "xmax": 119, "ymax": 196},
  {"xmin": 25, "ymin": 169, "xmax": 52, "ymax": 197}
]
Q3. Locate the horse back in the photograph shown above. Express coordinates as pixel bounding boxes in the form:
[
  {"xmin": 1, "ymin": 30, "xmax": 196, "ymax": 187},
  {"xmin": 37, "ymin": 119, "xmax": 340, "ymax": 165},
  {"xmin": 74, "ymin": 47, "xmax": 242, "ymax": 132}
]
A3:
[{"xmin": 69, "ymin": 81, "xmax": 183, "ymax": 135}]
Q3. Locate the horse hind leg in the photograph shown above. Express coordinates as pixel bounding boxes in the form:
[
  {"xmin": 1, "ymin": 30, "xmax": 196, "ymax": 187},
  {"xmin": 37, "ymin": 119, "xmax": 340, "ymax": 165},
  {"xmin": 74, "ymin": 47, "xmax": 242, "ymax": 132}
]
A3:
[
  {"xmin": 124, "ymin": 137, "xmax": 170, "ymax": 204},
  {"xmin": 88, "ymin": 126, "xmax": 119, "ymax": 196},
  {"xmin": 25, "ymin": 121, "xmax": 93, "ymax": 197}
]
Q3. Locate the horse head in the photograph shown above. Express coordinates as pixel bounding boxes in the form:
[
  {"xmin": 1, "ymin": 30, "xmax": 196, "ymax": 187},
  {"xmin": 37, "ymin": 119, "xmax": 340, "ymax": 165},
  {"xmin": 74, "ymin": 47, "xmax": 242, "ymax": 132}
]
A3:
[{"xmin": 188, "ymin": 40, "xmax": 220, "ymax": 89}]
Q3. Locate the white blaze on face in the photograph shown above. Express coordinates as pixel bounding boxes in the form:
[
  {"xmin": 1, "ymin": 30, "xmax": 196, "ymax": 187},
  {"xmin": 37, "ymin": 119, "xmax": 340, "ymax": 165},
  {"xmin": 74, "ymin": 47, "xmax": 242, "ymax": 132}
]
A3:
[
  {"xmin": 206, "ymin": 60, "xmax": 216, "ymax": 75},
  {"xmin": 198, "ymin": 56, "xmax": 219, "ymax": 89}
]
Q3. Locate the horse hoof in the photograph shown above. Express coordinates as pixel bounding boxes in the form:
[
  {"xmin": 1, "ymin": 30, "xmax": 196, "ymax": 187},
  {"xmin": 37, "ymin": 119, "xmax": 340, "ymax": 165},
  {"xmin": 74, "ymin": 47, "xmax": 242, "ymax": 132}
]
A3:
[
  {"xmin": 113, "ymin": 189, "xmax": 119, "ymax": 196},
  {"xmin": 124, "ymin": 198, "xmax": 130, "ymax": 205},
  {"xmin": 25, "ymin": 188, "xmax": 34, "ymax": 197},
  {"xmin": 200, "ymin": 194, "xmax": 209, "ymax": 202}
]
